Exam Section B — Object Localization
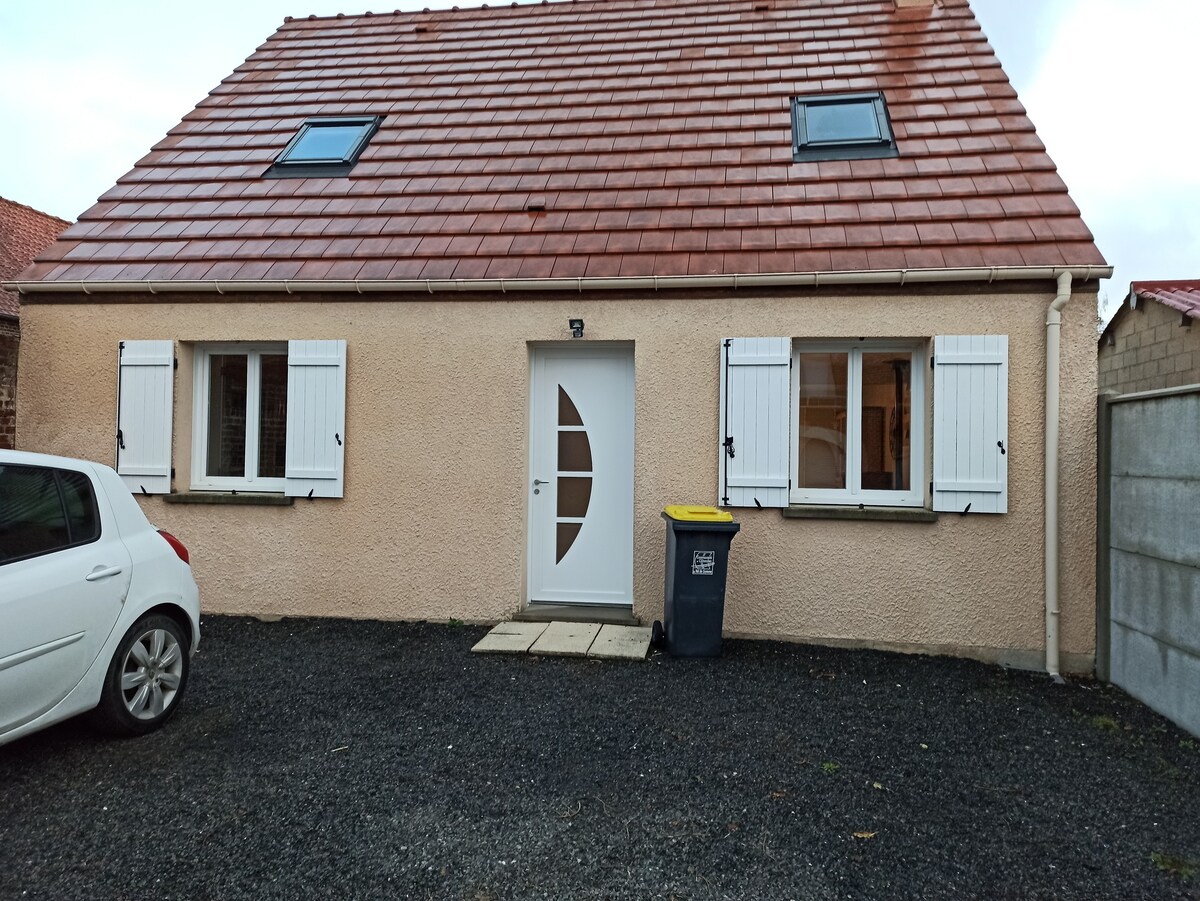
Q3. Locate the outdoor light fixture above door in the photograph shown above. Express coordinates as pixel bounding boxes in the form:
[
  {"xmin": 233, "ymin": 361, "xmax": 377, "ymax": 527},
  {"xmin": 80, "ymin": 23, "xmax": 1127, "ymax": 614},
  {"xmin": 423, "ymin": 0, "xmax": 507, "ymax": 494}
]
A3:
[{"xmin": 569, "ymin": 319, "xmax": 584, "ymax": 338}]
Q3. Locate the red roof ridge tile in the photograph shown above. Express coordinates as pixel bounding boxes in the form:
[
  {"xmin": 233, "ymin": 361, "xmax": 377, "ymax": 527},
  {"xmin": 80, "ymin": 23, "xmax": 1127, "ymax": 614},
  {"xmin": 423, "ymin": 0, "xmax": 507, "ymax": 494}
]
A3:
[{"xmin": 1131, "ymin": 279, "xmax": 1200, "ymax": 292}]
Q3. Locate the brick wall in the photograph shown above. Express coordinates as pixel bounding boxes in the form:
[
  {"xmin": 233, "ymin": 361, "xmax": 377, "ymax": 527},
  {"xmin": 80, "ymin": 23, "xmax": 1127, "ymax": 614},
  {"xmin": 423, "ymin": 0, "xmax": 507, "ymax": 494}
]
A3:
[
  {"xmin": 0, "ymin": 317, "xmax": 17, "ymax": 449},
  {"xmin": 1099, "ymin": 299, "xmax": 1200, "ymax": 394}
]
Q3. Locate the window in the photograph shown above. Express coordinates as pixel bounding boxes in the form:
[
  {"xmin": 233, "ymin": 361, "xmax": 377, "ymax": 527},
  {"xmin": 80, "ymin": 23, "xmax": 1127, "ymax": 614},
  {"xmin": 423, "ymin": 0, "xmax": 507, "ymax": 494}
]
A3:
[
  {"xmin": 0, "ymin": 465, "xmax": 100, "ymax": 564},
  {"xmin": 718, "ymin": 335, "xmax": 1009, "ymax": 514},
  {"xmin": 791, "ymin": 92, "xmax": 898, "ymax": 162},
  {"xmin": 267, "ymin": 116, "xmax": 381, "ymax": 177},
  {"xmin": 791, "ymin": 341, "xmax": 925, "ymax": 507},
  {"xmin": 192, "ymin": 345, "xmax": 288, "ymax": 491},
  {"xmin": 118, "ymin": 339, "xmax": 347, "ymax": 499}
]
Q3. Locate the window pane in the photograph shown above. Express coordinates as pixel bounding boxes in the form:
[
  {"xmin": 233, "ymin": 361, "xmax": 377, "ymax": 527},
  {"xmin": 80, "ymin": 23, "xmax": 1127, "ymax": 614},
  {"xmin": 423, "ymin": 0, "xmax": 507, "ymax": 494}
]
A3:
[
  {"xmin": 59, "ymin": 471, "xmax": 100, "ymax": 544},
  {"xmin": 807, "ymin": 101, "xmax": 880, "ymax": 143},
  {"xmin": 258, "ymin": 354, "xmax": 289, "ymax": 480},
  {"xmin": 284, "ymin": 124, "xmax": 368, "ymax": 163},
  {"xmin": 557, "ymin": 431, "xmax": 592, "ymax": 473},
  {"xmin": 0, "ymin": 465, "xmax": 69, "ymax": 562},
  {"xmin": 797, "ymin": 353, "xmax": 848, "ymax": 489},
  {"xmin": 557, "ymin": 477, "xmax": 592, "ymax": 518},
  {"xmin": 861, "ymin": 353, "xmax": 911, "ymax": 491},
  {"xmin": 207, "ymin": 354, "xmax": 247, "ymax": 478}
]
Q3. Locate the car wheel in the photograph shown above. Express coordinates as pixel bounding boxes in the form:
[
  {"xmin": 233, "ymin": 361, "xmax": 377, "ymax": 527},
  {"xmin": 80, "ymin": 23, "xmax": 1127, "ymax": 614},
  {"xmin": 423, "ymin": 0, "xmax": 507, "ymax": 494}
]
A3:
[{"xmin": 91, "ymin": 614, "xmax": 190, "ymax": 736}]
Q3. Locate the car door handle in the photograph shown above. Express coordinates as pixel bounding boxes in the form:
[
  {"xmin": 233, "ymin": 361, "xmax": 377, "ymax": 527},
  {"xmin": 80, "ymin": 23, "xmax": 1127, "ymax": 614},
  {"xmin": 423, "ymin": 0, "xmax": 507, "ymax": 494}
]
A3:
[{"xmin": 85, "ymin": 565, "xmax": 125, "ymax": 582}]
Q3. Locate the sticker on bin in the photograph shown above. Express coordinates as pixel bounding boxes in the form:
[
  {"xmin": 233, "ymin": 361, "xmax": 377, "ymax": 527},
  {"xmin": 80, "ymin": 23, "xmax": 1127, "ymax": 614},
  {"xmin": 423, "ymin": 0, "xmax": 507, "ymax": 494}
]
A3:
[{"xmin": 692, "ymin": 550, "xmax": 716, "ymax": 576}]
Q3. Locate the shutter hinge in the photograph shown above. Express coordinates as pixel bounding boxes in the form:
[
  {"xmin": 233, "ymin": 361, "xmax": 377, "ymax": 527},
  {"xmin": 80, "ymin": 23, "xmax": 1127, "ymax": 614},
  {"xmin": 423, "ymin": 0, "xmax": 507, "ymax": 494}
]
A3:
[
  {"xmin": 721, "ymin": 495, "xmax": 730, "ymax": 505},
  {"xmin": 170, "ymin": 467, "xmax": 176, "ymax": 479},
  {"xmin": 173, "ymin": 357, "xmax": 178, "ymax": 370},
  {"xmin": 929, "ymin": 480, "xmax": 933, "ymax": 497},
  {"xmin": 930, "ymin": 355, "xmax": 935, "ymax": 369},
  {"xmin": 116, "ymin": 429, "xmax": 125, "ymax": 450}
]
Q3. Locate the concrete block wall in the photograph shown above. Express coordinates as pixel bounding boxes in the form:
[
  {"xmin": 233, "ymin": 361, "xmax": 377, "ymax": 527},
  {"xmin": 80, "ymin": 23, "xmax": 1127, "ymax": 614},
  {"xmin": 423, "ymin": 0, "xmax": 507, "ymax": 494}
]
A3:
[
  {"xmin": 0, "ymin": 317, "xmax": 17, "ymax": 449},
  {"xmin": 1099, "ymin": 299, "xmax": 1200, "ymax": 394},
  {"xmin": 1106, "ymin": 390, "xmax": 1200, "ymax": 737}
]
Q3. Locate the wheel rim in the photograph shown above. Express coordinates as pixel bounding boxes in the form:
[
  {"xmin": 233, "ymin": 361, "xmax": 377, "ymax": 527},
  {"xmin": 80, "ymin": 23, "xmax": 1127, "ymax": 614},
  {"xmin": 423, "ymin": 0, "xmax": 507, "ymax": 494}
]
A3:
[{"xmin": 120, "ymin": 628, "xmax": 183, "ymax": 721}]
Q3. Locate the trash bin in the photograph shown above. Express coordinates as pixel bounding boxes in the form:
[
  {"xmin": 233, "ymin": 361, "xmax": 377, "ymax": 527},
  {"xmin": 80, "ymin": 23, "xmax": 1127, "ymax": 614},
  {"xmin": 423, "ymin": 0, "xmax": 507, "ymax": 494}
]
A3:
[{"xmin": 654, "ymin": 505, "xmax": 740, "ymax": 657}]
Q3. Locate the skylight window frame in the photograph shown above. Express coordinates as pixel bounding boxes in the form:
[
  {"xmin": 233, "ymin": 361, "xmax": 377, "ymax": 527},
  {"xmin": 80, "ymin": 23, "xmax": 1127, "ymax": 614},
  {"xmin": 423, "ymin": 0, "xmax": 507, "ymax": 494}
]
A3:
[
  {"xmin": 267, "ymin": 116, "xmax": 382, "ymax": 178},
  {"xmin": 791, "ymin": 92, "xmax": 898, "ymax": 163}
]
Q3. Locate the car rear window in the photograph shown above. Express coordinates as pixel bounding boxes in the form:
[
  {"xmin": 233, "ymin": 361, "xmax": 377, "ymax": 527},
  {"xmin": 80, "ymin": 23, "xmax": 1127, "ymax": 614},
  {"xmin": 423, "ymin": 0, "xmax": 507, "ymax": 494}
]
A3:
[{"xmin": 0, "ymin": 464, "xmax": 102, "ymax": 564}]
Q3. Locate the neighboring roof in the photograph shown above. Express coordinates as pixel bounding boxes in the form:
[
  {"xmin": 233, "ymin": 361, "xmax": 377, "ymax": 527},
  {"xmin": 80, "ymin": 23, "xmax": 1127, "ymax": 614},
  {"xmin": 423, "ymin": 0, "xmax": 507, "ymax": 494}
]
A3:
[
  {"xmin": 0, "ymin": 198, "xmax": 70, "ymax": 316},
  {"xmin": 1130, "ymin": 280, "xmax": 1200, "ymax": 320},
  {"xmin": 1100, "ymin": 280, "xmax": 1200, "ymax": 343},
  {"xmin": 21, "ymin": 0, "xmax": 1105, "ymax": 288}
]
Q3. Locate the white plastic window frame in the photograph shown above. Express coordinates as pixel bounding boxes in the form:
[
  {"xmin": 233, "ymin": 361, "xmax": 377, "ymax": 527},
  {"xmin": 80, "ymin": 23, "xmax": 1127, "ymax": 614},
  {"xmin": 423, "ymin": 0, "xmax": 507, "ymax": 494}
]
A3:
[
  {"xmin": 789, "ymin": 340, "xmax": 926, "ymax": 508},
  {"xmin": 191, "ymin": 343, "xmax": 288, "ymax": 493}
]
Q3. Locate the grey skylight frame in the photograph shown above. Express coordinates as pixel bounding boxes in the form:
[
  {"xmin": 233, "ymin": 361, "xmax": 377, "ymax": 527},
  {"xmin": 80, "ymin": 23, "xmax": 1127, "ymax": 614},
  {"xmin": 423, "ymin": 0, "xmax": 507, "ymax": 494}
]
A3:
[
  {"xmin": 791, "ymin": 92, "xmax": 898, "ymax": 162},
  {"xmin": 266, "ymin": 116, "xmax": 382, "ymax": 178}
]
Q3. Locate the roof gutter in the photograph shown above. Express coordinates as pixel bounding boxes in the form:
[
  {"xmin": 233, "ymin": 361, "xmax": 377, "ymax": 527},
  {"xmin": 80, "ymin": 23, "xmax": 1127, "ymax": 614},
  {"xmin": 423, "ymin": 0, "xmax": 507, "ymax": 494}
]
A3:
[{"xmin": 3, "ymin": 265, "xmax": 1111, "ymax": 297}]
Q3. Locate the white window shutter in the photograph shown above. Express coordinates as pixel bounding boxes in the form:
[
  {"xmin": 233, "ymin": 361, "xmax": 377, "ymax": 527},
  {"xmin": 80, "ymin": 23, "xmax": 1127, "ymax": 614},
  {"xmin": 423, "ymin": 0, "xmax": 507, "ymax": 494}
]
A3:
[
  {"xmin": 932, "ymin": 335, "xmax": 1009, "ymax": 514},
  {"xmin": 285, "ymin": 340, "xmax": 347, "ymax": 499},
  {"xmin": 116, "ymin": 340, "xmax": 174, "ymax": 495},
  {"xmin": 719, "ymin": 337, "xmax": 791, "ymax": 508}
]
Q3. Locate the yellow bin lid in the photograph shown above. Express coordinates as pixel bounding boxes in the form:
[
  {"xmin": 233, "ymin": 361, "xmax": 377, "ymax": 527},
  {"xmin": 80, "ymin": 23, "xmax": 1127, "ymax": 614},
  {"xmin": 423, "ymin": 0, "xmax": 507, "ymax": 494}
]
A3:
[{"xmin": 663, "ymin": 504, "xmax": 734, "ymax": 523}]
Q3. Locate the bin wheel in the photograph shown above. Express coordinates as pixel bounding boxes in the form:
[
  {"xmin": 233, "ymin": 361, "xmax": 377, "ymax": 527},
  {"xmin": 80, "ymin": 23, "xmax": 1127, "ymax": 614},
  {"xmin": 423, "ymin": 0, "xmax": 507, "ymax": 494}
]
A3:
[{"xmin": 651, "ymin": 620, "xmax": 665, "ymax": 647}]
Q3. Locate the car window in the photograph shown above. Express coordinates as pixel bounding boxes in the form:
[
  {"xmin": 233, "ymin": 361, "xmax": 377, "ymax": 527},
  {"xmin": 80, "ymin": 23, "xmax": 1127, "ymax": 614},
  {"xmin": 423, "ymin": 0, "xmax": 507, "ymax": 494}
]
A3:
[
  {"xmin": 60, "ymin": 470, "xmax": 101, "ymax": 545},
  {"xmin": 0, "ymin": 464, "xmax": 100, "ymax": 564}
]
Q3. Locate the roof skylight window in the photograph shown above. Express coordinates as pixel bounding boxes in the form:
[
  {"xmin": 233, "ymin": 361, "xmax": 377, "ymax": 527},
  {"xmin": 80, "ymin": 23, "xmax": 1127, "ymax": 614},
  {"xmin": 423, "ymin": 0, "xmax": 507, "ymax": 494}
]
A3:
[
  {"xmin": 267, "ymin": 116, "xmax": 381, "ymax": 177},
  {"xmin": 791, "ymin": 92, "xmax": 897, "ymax": 162}
]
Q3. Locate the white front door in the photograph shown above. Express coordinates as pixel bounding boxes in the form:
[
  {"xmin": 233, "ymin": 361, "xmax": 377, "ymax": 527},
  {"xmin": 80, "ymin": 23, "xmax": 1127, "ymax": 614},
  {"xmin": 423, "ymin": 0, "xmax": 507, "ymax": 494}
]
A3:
[{"xmin": 528, "ymin": 345, "xmax": 634, "ymax": 606}]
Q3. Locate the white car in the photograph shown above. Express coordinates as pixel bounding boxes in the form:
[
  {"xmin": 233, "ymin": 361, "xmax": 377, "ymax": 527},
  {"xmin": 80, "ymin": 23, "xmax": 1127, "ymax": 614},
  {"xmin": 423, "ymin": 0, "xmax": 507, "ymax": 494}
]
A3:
[{"xmin": 0, "ymin": 450, "xmax": 200, "ymax": 747}]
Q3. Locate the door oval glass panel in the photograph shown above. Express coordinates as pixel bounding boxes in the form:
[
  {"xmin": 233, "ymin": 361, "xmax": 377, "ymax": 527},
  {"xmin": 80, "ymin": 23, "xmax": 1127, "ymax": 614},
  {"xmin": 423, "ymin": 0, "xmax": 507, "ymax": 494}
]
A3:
[{"xmin": 556, "ymin": 385, "xmax": 592, "ymax": 563}]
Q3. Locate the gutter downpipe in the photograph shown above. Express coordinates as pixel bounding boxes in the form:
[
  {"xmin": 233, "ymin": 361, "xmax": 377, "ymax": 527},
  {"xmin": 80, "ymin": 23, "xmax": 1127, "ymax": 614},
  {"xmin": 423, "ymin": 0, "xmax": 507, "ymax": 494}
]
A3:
[{"xmin": 1045, "ymin": 271, "xmax": 1073, "ymax": 683}]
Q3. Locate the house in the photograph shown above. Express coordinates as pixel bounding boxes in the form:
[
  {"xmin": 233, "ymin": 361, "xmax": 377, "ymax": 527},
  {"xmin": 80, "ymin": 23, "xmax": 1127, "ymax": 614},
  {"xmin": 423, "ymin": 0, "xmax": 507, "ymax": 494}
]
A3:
[
  {"xmin": 0, "ymin": 197, "xmax": 70, "ymax": 449},
  {"xmin": 7, "ymin": 0, "xmax": 1110, "ymax": 674},
  {"xmin": 1099, "ymin": 281, "xmax": 1200, "ymax": 394}
]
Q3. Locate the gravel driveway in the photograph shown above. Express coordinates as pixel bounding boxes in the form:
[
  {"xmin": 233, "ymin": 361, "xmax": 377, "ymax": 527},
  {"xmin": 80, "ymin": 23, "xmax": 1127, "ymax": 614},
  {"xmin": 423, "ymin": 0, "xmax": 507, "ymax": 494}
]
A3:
[{"xmin": 2, "ymin": 616, "xmax": 1199, "ymax": 900}]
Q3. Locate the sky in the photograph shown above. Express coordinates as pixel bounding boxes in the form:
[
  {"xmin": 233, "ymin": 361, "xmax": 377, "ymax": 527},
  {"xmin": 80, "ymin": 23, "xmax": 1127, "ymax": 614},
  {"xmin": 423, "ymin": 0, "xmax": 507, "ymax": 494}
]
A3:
[{"xmin": 1, "ymin": 1, "xmax": 1195, "ymax": 320}]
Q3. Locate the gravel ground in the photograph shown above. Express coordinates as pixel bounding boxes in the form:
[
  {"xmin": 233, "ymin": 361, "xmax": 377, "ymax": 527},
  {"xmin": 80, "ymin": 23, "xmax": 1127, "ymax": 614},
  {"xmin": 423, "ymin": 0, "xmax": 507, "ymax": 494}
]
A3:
[{"xmin": 2, "ymin": 616, "xmax": 1199, "ymax": 901}]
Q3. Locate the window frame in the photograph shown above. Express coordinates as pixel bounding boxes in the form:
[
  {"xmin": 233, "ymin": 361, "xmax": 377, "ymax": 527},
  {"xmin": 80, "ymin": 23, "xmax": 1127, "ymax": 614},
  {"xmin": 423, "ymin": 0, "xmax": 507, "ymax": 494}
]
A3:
[
  {"xmin": 791, "ymin": 91, "xmax": 898, "ymax": 162},
  {"xmin": 789, "ymin": 340, "xmax": 926, "ymax": 508},
  {"xmin": 190, "ymin": 343, "xmax": 289, "ymax": 493},
  {"xmin": 267, "ymin": 116, "xmax": 382, "ymax": 177}
]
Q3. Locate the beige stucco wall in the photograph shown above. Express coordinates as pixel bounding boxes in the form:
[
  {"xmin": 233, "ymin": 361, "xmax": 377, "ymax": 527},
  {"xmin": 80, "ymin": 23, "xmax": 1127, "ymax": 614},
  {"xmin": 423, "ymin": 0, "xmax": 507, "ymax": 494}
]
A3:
[
  {"xmin": 1099, "ymin": 299, "xmax": 1200, "ymax": 394},
  {"xmin": 16, "ymin": 285, "xmax": 1098, "ymax": 670}
]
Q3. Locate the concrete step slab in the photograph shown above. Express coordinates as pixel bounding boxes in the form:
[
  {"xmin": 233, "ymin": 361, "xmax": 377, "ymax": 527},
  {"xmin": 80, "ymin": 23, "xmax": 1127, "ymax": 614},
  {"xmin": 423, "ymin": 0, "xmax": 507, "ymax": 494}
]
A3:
[
  {"xmin": 513, "ymin": 604, "xmax": 640, "ymax": 626},
  {"xmin": 588, "ymin": 624, "xmax": 652, "ymax": 660},
  {"xmin": 529, "ymin": 621, "xmax": 602, "ymax": 657},
  {"xmin": 471, "ymin": 621, "xmax": 548, "ymax": 654}
]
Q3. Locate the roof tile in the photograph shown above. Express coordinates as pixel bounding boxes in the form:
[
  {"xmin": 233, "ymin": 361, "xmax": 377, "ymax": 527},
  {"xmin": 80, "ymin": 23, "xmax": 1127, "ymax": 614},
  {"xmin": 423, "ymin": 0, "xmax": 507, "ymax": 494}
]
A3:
[{"xmin": 22, "ymin": 0, "xmax": 1104, "ymax": 286}]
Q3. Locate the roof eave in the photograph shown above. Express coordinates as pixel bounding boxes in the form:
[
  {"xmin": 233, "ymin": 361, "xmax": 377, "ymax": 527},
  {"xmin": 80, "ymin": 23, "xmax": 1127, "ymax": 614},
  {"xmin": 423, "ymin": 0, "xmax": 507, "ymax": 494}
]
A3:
[{"xmin": 5, "ymin": 265, "xmax": 1114, "ymax": 298}]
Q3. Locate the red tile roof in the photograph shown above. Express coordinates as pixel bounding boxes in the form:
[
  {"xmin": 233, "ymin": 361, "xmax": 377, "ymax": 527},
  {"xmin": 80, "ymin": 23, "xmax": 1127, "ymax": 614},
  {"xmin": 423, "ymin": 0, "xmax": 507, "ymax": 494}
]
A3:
[
  {"xmin": 0, "ymin": 198, "xmax": 70, "ymax": 316},
  {"xmin": 1131, "ymin": 281, "xmax": 1200, "ymax": 320},
  {"xmin": 22, "ymin": 0, "xmax": 1105, "ymax": 286}
]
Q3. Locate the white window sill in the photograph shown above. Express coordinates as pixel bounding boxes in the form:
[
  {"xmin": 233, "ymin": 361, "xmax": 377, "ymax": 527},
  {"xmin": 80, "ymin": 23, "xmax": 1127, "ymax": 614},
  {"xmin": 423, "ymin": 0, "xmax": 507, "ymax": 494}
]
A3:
[{"xmin": 780, "ymin": 505, "xmax": 938, "ymax": 523}]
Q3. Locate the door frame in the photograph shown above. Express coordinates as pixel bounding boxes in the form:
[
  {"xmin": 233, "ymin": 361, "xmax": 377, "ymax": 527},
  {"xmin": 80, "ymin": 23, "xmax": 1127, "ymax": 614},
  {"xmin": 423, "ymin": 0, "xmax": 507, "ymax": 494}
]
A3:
[{"xmin": 525, "ymin": 342, "xmax": 634, "ymax": 607}]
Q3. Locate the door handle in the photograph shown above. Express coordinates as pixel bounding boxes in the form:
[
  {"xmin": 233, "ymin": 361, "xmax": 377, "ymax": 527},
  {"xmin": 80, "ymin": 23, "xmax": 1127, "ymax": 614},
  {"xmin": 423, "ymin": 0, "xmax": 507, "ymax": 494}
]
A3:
[
  {"xmin": 85, "ymin": 565, "xmax": 124, "ymax": 582},
  {"xmin": 533, "ymin": 479, "xmax": 548, "ymax": 486}
]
